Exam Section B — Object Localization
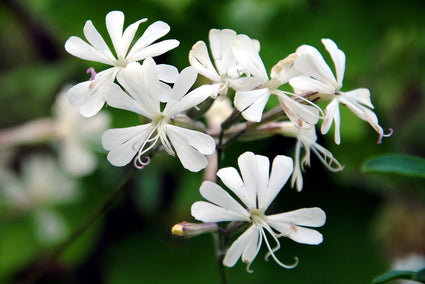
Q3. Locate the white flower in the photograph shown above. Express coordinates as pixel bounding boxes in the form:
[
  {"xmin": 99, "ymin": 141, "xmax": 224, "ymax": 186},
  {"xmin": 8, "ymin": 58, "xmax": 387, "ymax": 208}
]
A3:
[
  {"xmin": 290, "ymin": 125, "xmax": 343, "ymax": 192},
  {"xmin": 0, "ymin": 154, "xmax": 78, "ymax": 244},
  {"xmin": 232, "ymin": 36, "xmax": 320, "ymax": 125},
  {"xmin": 189, "ymin": 29, "xmax": 264, "ymax": 97},
  {"xmin": 289, "ymin": 39, "xmax": 391, "ymax": 144},
  {"xmin": 191, "ymin": 151, "xmax": 326, "ymax": 271},
  {"xmin": 101, "ymin": 58, "xmax": 218, "ymax": 172},
  {"xmin": 53, "ymin": 86, "xmax": 110, "ymax": 177},
  {"xmin": 65, "ymin": 10, "xmax": 179, "ymax": 117}
]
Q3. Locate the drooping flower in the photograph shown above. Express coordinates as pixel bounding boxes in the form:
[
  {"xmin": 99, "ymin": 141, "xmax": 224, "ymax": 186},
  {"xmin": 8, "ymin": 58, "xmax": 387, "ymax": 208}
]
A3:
[
  {"xmin": 101, "ymin": 58, "xmax": 218, "ymax": 172},
  {"xmin": 65, "ymin": 10, "xmax": 179, "ymax": 117},
  {"xmin": 289, "ymin": 124, "xmax": 343, "ymax": 192},
  {"xmin": 231, "ymin": 35, "xmax": 320, "ymax": 126},
  {"xmin": 289, "ymin": 39, "xmax": 392, "ymax": 144},
  {"xmin": 53, "ymin": 86, "xmax": 110, "ymax": 177},
  {"xmin": 189, "ymin": 29, "xmax": 264, "ymax": 97},
  {"xmin": 191, "ymin": 151, "xmax": 326, "ymax": 271}
]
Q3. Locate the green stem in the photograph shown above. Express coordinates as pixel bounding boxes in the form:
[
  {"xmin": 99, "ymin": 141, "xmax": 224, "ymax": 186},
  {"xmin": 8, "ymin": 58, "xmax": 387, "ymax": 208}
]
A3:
[{"xmin": 24, "ymin": 169, "xmax": 136, "ymax": 283}]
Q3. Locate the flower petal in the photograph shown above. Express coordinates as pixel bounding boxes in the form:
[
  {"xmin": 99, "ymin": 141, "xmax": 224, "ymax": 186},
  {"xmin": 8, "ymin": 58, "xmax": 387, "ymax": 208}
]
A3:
[
  {"xmin": 103, "ymin": 125, "xmax": 154, "ymax": 167},
  {"xmin": 78, "ymin": 88, "xmax": 106, "ymax": 118},
  {"xmin": 322, "ymin": 39, "xmax": 346, "ymax": 87},
  {"xmin": 234, "ymin": 88, "xmax": 270, "ymax": 122},
  {"xmin": 157, "ymin": 64, "xmax": 179, "ymax": 83},
  {"xmin": 189, "ymin": 41, "xmax": 221, "ymax": 82},
  {"xmin": 83, "ymin": 20, "xmax": 116, "ymax": 63},
  {"xmin": 191, "ymin": 201, "xmax": 248, "ymax": 223},
  {"xmin": 294, "ymin": 44, "xmax": 337, "ymax": 88},
  {"xmin": 65, "ymin": 36, "xmax": 112, "ymax": 65},
  {"xmin": 166, "ymin": 125, "xmax": 215, "ymax": 172},
  {"xmin": 260, "ymin": 155, "xmax": 293, "ymax": 210},
  {"xmin": 216, "ymin": 167, "xmax": 251, "ymax": 208},
  {"xmin": 231, "ymin": 34, "xmax": 268, "ymax": 82},
  {"xmin": 223, "ymin": 225, "xmax": 258, "ymax": 267},
  {"xmin": 105, "ymin": 11, "xmax": 124, "ymax": 57},
  {"xmin": 237, "ymin": 152, "xmax": 259, "ymax": 209},
  {"xmin": 268, "ymin": 207, "xmax": 326, "ymax": 227},
  {"xmin": 169, "ymin": 66, "xmax": 198, "ymax": 101},
  {"xmin": 164, "ymin": 84, "xmax": 219, "ymax": 117},
  {"xmin": 209, "ymin": 29, "xmax": 237, "ymax": 76},
  {"xmin": 199, "ymin": 181, "xmax": 250, "ymax": 218}
]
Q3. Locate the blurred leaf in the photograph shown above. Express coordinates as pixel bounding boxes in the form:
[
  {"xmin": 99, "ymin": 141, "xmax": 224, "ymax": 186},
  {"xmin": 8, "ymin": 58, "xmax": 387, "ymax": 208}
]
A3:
[
  {"xmin": 373, "ymin": 269, "xmax": 425, "ymax": 283},
  {"xmin": 362, "ymin": 154, "xmax": 425, "ymax": 178}
]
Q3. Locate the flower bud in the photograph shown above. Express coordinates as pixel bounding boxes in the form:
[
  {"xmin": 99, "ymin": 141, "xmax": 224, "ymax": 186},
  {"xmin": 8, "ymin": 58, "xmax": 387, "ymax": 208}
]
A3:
[{"xmin": 171, "ymin": 221, "xmax": 218, "ymax": 238}]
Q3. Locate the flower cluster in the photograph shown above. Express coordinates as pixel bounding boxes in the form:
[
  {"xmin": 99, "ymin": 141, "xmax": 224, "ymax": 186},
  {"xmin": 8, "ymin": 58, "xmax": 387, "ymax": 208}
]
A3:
[{"xmin": 65, "ymin": 11, "xmax": 390, "ymax": 271}]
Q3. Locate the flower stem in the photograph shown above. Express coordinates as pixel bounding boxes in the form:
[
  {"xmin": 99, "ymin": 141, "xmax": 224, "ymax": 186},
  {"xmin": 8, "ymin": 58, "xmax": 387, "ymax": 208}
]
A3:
[{"xmin": 23, "ymin": 169, "xmax": 136, "ymax": 283}]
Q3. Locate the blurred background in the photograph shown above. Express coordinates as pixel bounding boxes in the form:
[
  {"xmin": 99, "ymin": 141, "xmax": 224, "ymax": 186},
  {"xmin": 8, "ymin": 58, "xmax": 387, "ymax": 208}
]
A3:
[{"xmin": 0, "ymin": 0, "xmax": 425, "ymax": 283}]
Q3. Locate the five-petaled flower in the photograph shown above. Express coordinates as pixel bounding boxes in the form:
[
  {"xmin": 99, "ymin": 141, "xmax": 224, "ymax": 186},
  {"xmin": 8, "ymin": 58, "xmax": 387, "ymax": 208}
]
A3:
[
  {"xmin": 191, "ymin": 151, "xmax": 326, "ymax": 271},
  {"xmin": 101, "ymin": 58, "xmax": 218, "ymax": 172},
  {"xmin": 65, "ymin": 10, "xmax": 179, "ymax": 117},
  {"xmin": 289, "ymin": 39, "xmax": 392, "ymax": 144}
]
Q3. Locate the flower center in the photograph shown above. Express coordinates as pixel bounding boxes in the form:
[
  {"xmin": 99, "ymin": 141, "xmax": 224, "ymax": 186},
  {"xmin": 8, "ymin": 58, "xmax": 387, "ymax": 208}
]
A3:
[
  {"xmin": 114, "ymin": 56, "xmax": 129, "ymax": 68},
  {"xmin": 249, "ymin": 209, "xmax": 266, "ymax": 225}
]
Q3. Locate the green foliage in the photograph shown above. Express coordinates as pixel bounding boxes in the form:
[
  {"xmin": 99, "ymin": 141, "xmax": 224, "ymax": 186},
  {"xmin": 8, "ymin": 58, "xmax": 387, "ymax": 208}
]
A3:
[
  {"xmin": 373, "ymin": 268, "xmax": 425, "ymax": 283},
  {"xmin": 362, "ymin": 154, "xmax": 425, "ymax": 178}
]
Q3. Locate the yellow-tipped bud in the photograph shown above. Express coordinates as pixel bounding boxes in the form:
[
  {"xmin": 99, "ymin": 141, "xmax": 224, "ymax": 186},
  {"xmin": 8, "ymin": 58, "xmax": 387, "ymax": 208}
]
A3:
[{"xmin": 171, "ymin": 221, "xmax": 218, "ymax": 238}]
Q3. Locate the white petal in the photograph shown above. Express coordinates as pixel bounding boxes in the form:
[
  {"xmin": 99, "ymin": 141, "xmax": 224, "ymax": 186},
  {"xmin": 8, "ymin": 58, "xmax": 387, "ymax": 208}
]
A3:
[
  {"xmin": 166, "ymin": 125, "xmax": 215, "ymax": 172},
  {"xmin": 117, "ymin": 62, "xmax": 158, "ymax": 115},
  {"xmin": 128, "ymin": 40, "xmax": 180, "ymax": 62},
  {"xmin": 223, "ymin": 225, "xmax": 258, "ymax": 267},
  {"xmin": 105, "ymin": 11, "xmax": 124, "ymax": 57},
  {"xmin": 253, "ymin": 155, "xmax": 270, "ymax": 210},
  {"xmin": 157, "ymin": 64, "xmax": 179, "ymax": 83},
  {"xmin": 241, "ymin": 93, "xmax": 270, "ymax": 122},
  {"xmin": 104, "ymin": 82, "xmax": 148, "ymax": 116},
  {"xmin": 321, "ymin": 99, "xmax": 341, "ymax": 144},
  {"xmin": 322, "ymin": 39, "xmax": 346, "ymax": 87},
  {"xmin": 289, "ymin": 75, "xmax": 335, "ymax": 95},
  {"xmin": 260, "ymin": 155, "xmax": 293, "ymax": 210},
  {"xmin": 199, "ymin": 181, "xmax": 250, "ymax": 218},
  {"xmin": 164, "ymin": 84, "xmax": 219, "ymax": 117},
  {"xmin": 216, "ymin": 167, "xmax": 251, "ymax": 207},
  {"xmin": 78, "ymin": 88, "xmax": 106, "ymax": 118},
  {"xmin": 237, "ymin": 152, "xmax": 259, "ymax": 209},
  {"xmin": 268, "ymin": 207, "xmax": 326, "ymax": 227},
  {"xmin": 127, "ymin": 21, "xmax": 171, "ymax": 57},
  {"xmin": 234, "ymin": 88, "xmax": 270, "ymax": 122},
  {"xmin": 120, "ymin": 19, "xmax": 147, "ymax": 57},
  {"xmin": 191, "ymin": 201, "xmax": 248, "ymax": 223},
  {"xmin": 102, "ymin": 124, "xmax": 155, "ymax": 167},
  {"xmin": 189, "ymin": 41, "xmax": 221, "ymax": 82},
  {"xmin": 209, "ymin": 29, "xmax": 237, "ymax": 76},
  {"xmin": 278, "ymin": 94, "xmax": 320, "ymax": 127},
  {"xmin": 65, "ymin": 36, "xmax": 112, "ymax": 65},
  {"xmin": 343, "ymin": 88, "xmax": 374, "ymax": 109},
  {"xmin": 269, "ymin": 222, "xmax": 323, "ymax": 245},
  {"xmin": 294, "ymin": 44, "xmax": 337, "ymax": 88},
  {"xmin": 102, "ymin": 124, "xmax": 152, "ymax": 150},
  {"xmin": 169, "ymin": 66, "xmax": 198, "ymax": 101},
  {"xmin": 83, "ymin": 20, "xmax": 116, "ymax": 62},
  {"xmin": 67, "ymin": 81, "xmax": 92, "ymax": 107},
  {"xmin": 231, "ymin": 34, "xmax": 268, "ymax": 81}
]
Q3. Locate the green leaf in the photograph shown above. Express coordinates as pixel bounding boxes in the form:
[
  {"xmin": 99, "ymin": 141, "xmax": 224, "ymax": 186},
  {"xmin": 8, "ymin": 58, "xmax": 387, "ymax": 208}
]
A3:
[
  {"xmin": 362, "ymin": 154, "xmax": 425, "ymax": 178},
  {"xmin": 416, "ymin": 268, "xmax": 425, "ymax": 282},
  {"xmin": 373, "ymin": 270, "xmax": 416, "ymax": 283}
]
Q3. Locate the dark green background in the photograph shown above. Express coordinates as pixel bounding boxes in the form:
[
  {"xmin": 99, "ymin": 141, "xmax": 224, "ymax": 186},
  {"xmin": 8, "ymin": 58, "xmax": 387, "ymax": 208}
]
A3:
[{"xmin": 1, "ymin": 0, "xmax": 425, "ymax": 283}]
